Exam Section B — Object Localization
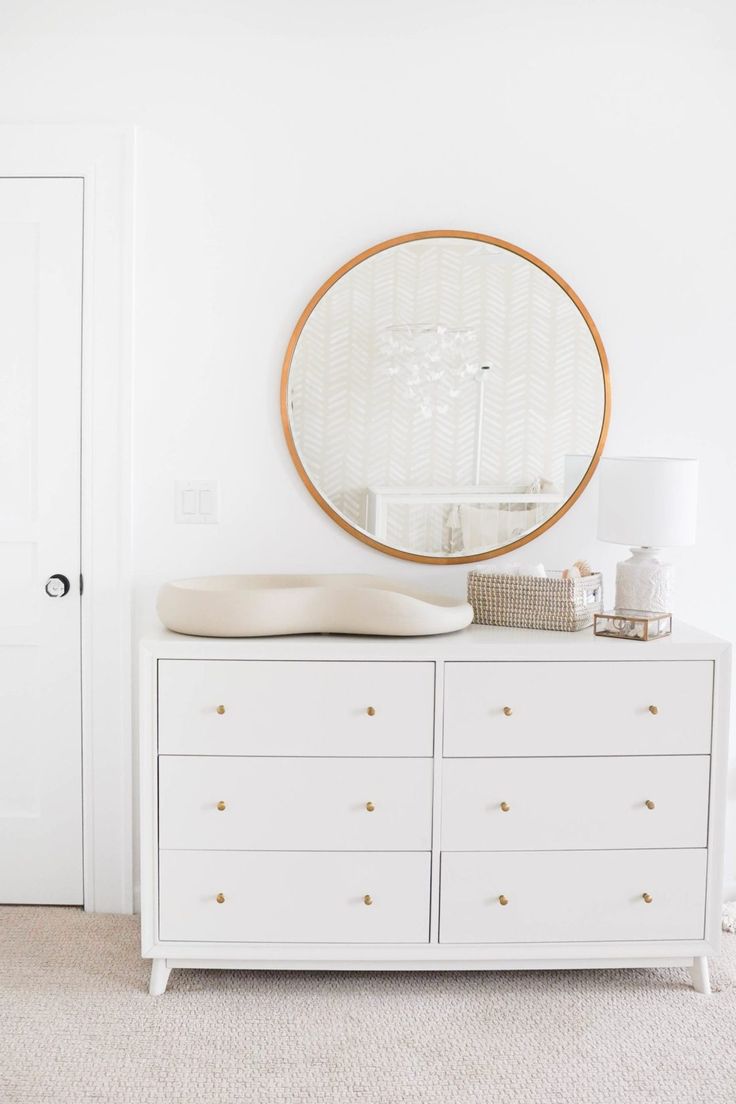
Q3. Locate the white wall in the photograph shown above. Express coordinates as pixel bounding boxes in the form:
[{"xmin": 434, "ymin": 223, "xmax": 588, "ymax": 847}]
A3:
[{"xmin": 1, "ymin": 0, "xmax": 735, "ymax": 892}]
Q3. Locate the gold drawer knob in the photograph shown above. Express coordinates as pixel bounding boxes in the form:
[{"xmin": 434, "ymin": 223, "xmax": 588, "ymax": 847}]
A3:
[
  {"xmin": 498, "ymin": 895, "xmax": 509, "ymax": 906},
  {"xmin": 216, "ymin": 893, "xmax": 225, "ymax": 904},
  {"xmin": 645, "ymin": 799, "xmax": 656, "ymax": 810},
  {"xmin": 216, "ymin": 801, "xmax": 226, "ymax": 811},
  {"xmin": 366, "ymin": 706, "xmax": 376, "ymax": 716},
  {"xmin": 216, "ymin": 704, "xmax": 226, "ymax": 715},
  {"xmin": 500, "ymin": 801, "xmax": 511, "ymax": 813},
  {"xmin": 642, "ymin": 892, "xmax": 653, "ymax": 904},
  {"xmin": 503, "ymin": 706, "xmax": 513, "ymax": 717},
  {"xmin": 648, "ymin": 705, "xmax": 659, "ymax": 716},
  {"xmin": 363, "ymin": 894, "xmax": 373, "ymax": 906},
  {"xmin": 365, "ymin": 801, "xmax": 376, "ymax": 812}
]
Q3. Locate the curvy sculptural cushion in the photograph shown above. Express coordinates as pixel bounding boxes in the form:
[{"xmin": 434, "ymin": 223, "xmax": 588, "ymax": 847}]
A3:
[{"xmin": 157, "ymin": 574, "xmax": 474, "ymax": 637}]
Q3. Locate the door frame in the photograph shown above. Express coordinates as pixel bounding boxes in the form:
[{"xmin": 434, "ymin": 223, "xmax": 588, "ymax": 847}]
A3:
[{"xmin": 0, "ymin": 126, "xmax": 135, "ymax": 913}]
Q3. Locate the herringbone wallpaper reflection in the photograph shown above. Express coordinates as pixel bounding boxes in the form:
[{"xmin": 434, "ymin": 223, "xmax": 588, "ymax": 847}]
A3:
[{"xmin": 290, "ymin": 239, "xmax": 604, "ymax": 555}]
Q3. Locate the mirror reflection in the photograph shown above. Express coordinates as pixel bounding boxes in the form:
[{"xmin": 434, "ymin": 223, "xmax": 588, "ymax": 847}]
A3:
[{"xmin": 284, "ymin": 233, "xmax": 608, "ymax": 562}]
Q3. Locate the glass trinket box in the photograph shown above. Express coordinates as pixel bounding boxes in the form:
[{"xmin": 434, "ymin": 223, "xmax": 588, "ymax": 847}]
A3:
[{"xmin": 593, "ymin": 609, "xmax": 672, "ymax": 642}]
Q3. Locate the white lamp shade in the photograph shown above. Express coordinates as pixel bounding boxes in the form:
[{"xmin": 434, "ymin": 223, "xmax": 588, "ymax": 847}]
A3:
[{"xmin": 597, "ymin": 457, "xmax": 698, "ymax": 548}]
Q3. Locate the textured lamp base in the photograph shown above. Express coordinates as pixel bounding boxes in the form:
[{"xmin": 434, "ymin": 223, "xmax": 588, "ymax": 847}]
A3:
[{"xmin": 615, "ymin": 548, "xmax": 674, "ymax": 613}]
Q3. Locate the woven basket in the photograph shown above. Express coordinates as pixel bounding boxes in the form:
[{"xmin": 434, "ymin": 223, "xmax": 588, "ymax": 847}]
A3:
[{"xmin": 467, "ymin": 570, "xmax": 604, "ymax": 632}]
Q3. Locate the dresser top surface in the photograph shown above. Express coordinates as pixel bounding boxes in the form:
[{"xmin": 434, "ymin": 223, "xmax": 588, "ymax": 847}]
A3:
[{"xmin": 141, "ymin": 621, "xmax": 729, "ymax": 662}]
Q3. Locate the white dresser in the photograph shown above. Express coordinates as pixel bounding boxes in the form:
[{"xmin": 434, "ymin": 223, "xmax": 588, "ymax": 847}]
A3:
[{"xmin": 140, "ymin": 622, "xmax": 730, "ymax": 995}]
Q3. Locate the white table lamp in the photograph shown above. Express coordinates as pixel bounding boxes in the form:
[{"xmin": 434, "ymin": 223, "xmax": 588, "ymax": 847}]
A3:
[{"xmin": 597, "ymin": 457, "xmax": 698, "ymax": 612}]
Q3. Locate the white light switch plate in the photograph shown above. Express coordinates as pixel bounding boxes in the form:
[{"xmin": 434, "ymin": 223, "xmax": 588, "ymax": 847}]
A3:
[{"xmin": 175, "ymin": 481, "xmax": 219, "ymax": 524}]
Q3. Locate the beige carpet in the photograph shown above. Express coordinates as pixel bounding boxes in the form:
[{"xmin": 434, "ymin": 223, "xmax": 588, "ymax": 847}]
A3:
[{"xmin": 1, "ymin": 907, "xmax": 736, "ymax": 1104}]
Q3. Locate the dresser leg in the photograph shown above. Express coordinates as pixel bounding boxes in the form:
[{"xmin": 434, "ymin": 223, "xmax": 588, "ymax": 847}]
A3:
[
  {"xmin": 149, "ymin": 959, "xmax": 171, "ymax": 995},
  {"xmin": 690, "ymin": 956, "xmax": 711, "ymax": 995}
]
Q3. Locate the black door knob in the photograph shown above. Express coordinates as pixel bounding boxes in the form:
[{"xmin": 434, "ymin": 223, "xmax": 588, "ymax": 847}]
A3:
[{"xmin": 45, "ymin": 574, "xmax": 71, "ymax": 598}]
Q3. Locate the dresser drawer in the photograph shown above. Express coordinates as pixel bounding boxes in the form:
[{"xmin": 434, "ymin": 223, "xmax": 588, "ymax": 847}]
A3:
[
  {"xmin": 158, "ymin": 660, "xmax": 434, "ymax": 756},
  {"xmin": 159, "ymin": 850, "xmax": 431, "ymax": 943},
  {"xmin": 443, "ymin": 661, "xmax": 712, "ymax": 757},
  {"xmin": 159, "ymin": 756, "xmax": 433, "ymax": 851},
  {"xmin": 440, "ymin": 849, "xmax": 706, "ymax": 943},
  {"xmin": 442, "ymin": 756, "xmax": 710, "ymax": 850}
]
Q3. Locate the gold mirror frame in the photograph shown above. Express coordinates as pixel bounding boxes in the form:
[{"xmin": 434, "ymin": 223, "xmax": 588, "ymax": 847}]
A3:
[{"xmin": 281, "ymin": 229, "xmax": 611, "ymax": 565}]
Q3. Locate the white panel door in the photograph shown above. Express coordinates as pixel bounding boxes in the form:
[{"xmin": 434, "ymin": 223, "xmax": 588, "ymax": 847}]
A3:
[{"xmin": 0, "ymin": 178, "xmax": 83, "ymax": 904}]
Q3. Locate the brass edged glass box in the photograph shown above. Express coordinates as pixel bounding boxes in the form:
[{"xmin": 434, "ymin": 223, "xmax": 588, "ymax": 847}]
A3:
[{"xmin": 593, "ymin": 610, "xmax": 673, "ymax": 642}]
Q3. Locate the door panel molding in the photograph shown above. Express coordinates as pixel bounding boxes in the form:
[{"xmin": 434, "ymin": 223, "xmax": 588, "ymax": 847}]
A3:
[{"xmin": 0, "ymin": 126, "xmax": 135, "ymax": 913}]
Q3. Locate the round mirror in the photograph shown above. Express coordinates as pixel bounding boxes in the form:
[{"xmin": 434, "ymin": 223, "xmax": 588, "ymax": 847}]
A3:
[{"xmin": 282, "ymin": 231, "xmax": 610, "ymax": 564}]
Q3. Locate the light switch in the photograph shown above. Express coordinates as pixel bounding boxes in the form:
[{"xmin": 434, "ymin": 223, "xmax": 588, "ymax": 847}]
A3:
[{"xmin": 175, "ymin": 481, "xmax": 219, "ymax": 524}]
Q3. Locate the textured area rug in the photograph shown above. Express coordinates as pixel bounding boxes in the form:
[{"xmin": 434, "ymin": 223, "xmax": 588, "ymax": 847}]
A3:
[{"xmin": 1, "ymin": 906, "xmax": 735, "ymax": 1104}]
